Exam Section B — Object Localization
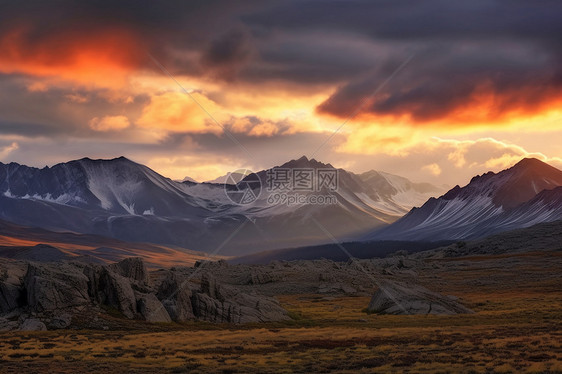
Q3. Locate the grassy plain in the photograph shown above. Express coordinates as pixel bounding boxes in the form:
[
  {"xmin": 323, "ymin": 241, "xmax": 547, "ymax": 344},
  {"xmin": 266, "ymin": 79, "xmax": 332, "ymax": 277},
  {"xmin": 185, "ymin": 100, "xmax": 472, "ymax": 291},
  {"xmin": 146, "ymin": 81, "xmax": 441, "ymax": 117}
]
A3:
[{"xmin": 1, "ymin": 251, "xmax": 561, "ymax": 373}]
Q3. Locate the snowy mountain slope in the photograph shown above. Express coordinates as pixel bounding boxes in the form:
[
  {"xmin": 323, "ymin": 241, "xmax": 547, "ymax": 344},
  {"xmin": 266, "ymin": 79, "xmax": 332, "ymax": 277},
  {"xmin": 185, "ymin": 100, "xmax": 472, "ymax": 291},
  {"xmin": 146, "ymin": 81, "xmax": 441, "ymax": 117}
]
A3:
[
  {"xmin": 351, "ymin": 170, "xmax": 443, "ymax": 215},
  {"xmin": 366, "ymin": 158, "xmax": 562, "ymax": 241},
  {"xmin": 242, "ymin": 156, "xmax": 443, "ymax": 219},
  {"xmin": 0, "ymin": 157, "xmax": 208, "ymax": 217},
  {"xmin": 0, "ymin": 156, "xmax": 441, "ymax": 254}
]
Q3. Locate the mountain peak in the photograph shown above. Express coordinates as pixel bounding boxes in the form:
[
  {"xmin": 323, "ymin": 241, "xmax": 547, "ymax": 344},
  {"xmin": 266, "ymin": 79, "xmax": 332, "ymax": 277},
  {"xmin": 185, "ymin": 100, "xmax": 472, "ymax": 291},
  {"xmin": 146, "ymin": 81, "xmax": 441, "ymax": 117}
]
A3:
[
  {"xmin": 508, "ymin": 158, "xmax": 560, "ymax": 176},
  {"xmin": 78, "ymin": 156, "xmax": 133, "ymax": 163},
  {"xmin": 280, "ymin": 156, "xmax": 333, "ymax": 169},
  {"xmin": 512, "ymin": 157, "xmax": 546, "ymax": 168}
]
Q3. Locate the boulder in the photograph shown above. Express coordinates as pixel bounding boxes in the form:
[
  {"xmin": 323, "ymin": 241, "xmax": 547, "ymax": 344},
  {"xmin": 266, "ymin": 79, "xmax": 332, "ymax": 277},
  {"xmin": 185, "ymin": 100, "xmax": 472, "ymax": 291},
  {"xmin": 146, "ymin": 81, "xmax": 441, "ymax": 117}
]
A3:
[
  {"xmin": 156, "ymin": 272, "xmax": 194, "ymax": 322},
  {"xmin": 0, "ymin": 261, "xmax": 26, "ymax": 314},
  {"xmin": 20, "ymin": 318, "xmax": 47, "ymax": 331},
  {"xmin": 0, "ymin": 282, "xmax": 23, "ymax": 314},
  {"xmin": 200, "ymin": 273, "xmax": 221, "ymax": 300},
  {"xmin": 367, "ymin": 280, "xmax": 473, "ymax": 315},
  {"xmin": 136, "ymin": 292, "xmax": 171, "ymax": 323},
  {"xmin": 192, "ymin": 273, "xmax": 290, "ymax": 323},
  {"xmin": 97, "ymin": 268, "xmax": 137, "ymax": 318},
  {"xmin": 192, "ymin": 292, "xmax": 235, "ymax": 323},
  {"xmin": 248, "ymin": 269, "xmax": 282, "ymax": 285},
  {"xmin": 24, "ymin": 263, "xmax": 90, "ymax": 312},
  {"xmin": 108, "ymin": 257, "xmax": 149, "ymax": 285}
]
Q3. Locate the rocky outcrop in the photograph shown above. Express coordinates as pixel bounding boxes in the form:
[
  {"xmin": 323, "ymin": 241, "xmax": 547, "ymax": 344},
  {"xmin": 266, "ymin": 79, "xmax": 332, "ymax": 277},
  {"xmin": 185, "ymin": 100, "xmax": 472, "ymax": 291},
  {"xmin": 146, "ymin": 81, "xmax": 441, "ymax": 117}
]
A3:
[
  {"xmin": 0, "ymin": 261, "xmax": 26, "ymax": 314},
  {"xmin": 156, "ymin": 272, "xmax": 194, "ymax": 322},
  {"xmin": 247, "ymin": 269, "xmax": 283, "ymax": 285},
  {"xmin": 97, "ymin": 268, "xmax": 138, "ymax": 318},
  {"xmin": 0, "ymin": 257, "xmax": 291, "ymax": 329},
  {"xmin": 108, "ymin": 257, "xmax": 150, "ymax": 285},
  {"xmin": 192, "ymin": 274, "xmax": 290, "ymax": 323},
  {"xmin": 367, "ymin": 280, "xmax": 473, "ymax": 315},
  {"xmin": 0, "ymin": 281, "xmax": 22, "ymax": 313},
  {"xmin": 136, "ymin": 292, "xmax": 171, "ymax": 322},
  {"xmin": 24, "ymin": 263, "xmax": 90, "ymax": 312}
]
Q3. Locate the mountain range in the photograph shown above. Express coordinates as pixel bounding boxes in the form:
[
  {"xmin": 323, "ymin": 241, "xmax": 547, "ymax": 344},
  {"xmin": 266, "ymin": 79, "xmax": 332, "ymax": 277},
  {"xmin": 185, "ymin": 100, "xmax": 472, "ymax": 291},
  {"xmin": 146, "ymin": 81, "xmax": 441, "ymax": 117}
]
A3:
[
  {"xmin": 2, "ymin": 155, "xmax": 562, "ymax": 259},
  {"xmin": 0, "ymin": 156, "xmax": 442, "ymax": 255},
  {"xmin": 366, "ymin": 158, "xmax": 562, "ymax": 241}
]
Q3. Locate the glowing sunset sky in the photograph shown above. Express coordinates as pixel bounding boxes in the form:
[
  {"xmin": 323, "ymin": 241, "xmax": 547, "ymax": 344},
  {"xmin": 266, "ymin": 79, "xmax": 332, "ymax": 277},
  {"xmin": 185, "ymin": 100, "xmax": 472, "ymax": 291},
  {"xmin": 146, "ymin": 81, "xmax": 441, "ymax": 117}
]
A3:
[{"xmin": 0, "ymin": 1, "xmax": 561, "ymax": 185}]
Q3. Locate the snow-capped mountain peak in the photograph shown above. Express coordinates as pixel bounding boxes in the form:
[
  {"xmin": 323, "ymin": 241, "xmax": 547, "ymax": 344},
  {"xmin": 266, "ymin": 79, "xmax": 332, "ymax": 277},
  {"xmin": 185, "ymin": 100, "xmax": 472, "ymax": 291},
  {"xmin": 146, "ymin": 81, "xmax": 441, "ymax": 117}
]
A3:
[{"xmin": 366, "ymin": 158, "xmax": 562, "ymax": 241}]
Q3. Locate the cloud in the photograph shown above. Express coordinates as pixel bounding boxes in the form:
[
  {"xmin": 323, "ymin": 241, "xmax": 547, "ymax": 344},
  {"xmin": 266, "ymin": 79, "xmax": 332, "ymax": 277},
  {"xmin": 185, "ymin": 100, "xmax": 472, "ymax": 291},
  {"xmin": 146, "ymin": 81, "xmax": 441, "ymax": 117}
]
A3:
[
  {"xmin": 317, "ymin": 42, "xmax": 562, "ymax": 126},
  {"xmin": 65, "ymin": 93, "xmax": 89, "ymax": 103},
  {"xmin": 2, "ymin": 1, "xmax": 560, "ymax": 132},
  {"xmin": 136, "ymin": 91, "xmax": 223, "ymax": 136},
  {"xmin": 0, "ymin": 26, "xmax": 145, "ymax": 88},
  {"xmin": 422, "ymin": 163, "xmax": 441, "ymax": 176},
  {"xmin": 432, "ymin": 137, "xmax": 562, "ymax": 169},
  {"xmin": 0, "ymin": 0, "xmax": 561, "ymax": 187},
  {"xmin": 228, "ymin": 116, "xmax": 291, "ymax": 137},
  {"xmin": 335, "ymin": 121, "xmax": 417, "ymax": 156},
  {"xmin": 89, "ymin": 115, "xmax": 130, "ymax": 132},
  {"xmin": 0, "ymin": 142, "xmax": 19, "ymax": 160},
  {"xmin": 331, "ymin": 135, "xmax": 562, "ymax": 188},
  {"xmin": 200, "ymin": 28, "xmax": 256, "ymax": 80}
]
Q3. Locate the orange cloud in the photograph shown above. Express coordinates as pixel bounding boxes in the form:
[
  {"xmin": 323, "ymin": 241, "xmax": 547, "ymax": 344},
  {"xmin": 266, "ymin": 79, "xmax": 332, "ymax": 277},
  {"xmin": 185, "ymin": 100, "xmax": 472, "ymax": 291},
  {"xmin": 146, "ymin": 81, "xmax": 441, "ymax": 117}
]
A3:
[
  {"xmin": 0, "ymin": 26, "xmax": 144, "ymax": 88},
  {"xmin": 318, "ymin": 78, "xmax": 562, "ymax": 136},
  {"xmin": 430, "ymin": 83, "xmax": 562, "ymax": 128},
  {"xmin": 431, "ymin": 137, "xmax": 562, "ymax": 171},
  {"xmin": 89, "ymin": 116, "xmax": 130, "ymax": 132},
  {"xmin": 136, "ymin": 91, "xmax": 223, "ymax": 135},
  {"xmin": 422, "ymin": 163, "xmax": 442, "ymax": 176},
  {"xmin": 230, "ymin": 117, "xmax": 280, "ymax": 137}
]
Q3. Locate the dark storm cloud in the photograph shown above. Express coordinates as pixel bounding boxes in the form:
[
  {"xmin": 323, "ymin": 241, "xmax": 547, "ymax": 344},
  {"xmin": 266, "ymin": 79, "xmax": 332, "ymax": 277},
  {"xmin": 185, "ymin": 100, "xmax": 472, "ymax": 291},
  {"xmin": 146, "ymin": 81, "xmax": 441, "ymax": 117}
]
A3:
[
  {"xmin": 243, "ymin": 0, "xmax": 562, "ymax": 121},
  {"xmin": 244, "ymin": 0, "xmax": 562, "ymax": 44},
  {"xmin": 317, "ymin": 42, "xmax": 562, "ymax": 121},
  {"xmin": 0, "ymin": 0, "xmax": 267, "ymax": 75},
  {"xmin": 200, "ymin": 28, "xmax": 257, "ymax": 80},
  {"xmin": 1, "ymin": 0, "xmax": 561, "ymax": 122}
]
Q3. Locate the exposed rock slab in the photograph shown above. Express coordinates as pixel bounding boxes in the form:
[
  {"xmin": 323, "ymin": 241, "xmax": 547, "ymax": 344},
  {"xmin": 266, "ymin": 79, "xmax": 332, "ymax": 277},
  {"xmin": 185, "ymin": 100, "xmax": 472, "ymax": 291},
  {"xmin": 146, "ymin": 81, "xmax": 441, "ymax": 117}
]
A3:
[
  {"xmin": 24, "ymin": 263, "xmax": 90, "ymax": 312},
  {"xmin": 367, "ymin": 280, "xmax": 473, "ymax": 315},
  {"xmin": 136, "ymin": 292, "xmax": 171, "ymax": 323},
  {"xmin": 97, "ymin": 268, "xmax": 137, "ymax": 319},
  {"xmin": 109, "ymin": 257, "xmax": 150, "ymax": 285},
  {"xmin": 156, "ymin": 272, "xmax": 194, "ymax": 322},
  {"xmin": 0, "ymin": 260, "xmax": 27, "ymax": 314},
  {"xmin": 192, "ymin": 274, "xmax": 290, "ymax": 323}
]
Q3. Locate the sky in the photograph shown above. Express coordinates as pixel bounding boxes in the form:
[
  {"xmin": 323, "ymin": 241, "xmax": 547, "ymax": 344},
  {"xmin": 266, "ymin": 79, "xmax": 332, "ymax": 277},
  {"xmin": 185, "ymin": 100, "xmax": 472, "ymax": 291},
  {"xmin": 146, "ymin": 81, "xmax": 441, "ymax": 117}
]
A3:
[{"xmin": 0, "ymin": 0, "xmax": 561, "ymax": 186}]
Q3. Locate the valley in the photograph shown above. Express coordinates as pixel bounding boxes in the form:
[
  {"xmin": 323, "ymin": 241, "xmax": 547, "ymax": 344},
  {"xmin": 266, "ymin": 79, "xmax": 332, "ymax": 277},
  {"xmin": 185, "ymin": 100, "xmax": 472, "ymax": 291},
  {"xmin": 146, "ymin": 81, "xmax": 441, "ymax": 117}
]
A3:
[{"xmin": 1, "ymin": 232, "xmax": 560, "ymax": 373}]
